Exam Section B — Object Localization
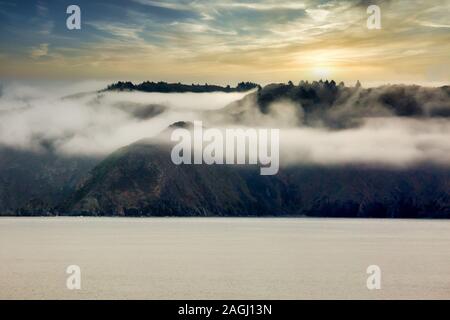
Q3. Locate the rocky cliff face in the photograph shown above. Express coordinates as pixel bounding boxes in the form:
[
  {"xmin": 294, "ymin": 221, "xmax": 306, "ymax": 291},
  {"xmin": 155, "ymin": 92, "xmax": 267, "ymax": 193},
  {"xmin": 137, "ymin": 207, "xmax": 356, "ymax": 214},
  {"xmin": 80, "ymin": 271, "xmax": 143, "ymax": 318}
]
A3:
[
  {"xmin": 55, "ymin": 139, "xmax": 450, "ymax": 218},
  {"xmin": 60, "ymin": 141, "xmax": 290, "ymax": 216},
  {"xmin": 0, "ymin": 147, "xmax": 98, "ymax": 215}
]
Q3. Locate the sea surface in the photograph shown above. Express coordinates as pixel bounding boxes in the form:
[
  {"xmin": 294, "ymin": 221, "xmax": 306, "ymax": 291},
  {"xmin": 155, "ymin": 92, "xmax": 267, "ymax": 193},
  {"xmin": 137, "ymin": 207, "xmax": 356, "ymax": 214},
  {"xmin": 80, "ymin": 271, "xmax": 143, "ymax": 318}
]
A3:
[{"xmin": 0, "ymin": 217, "xmax": 449, "ymax": 299}]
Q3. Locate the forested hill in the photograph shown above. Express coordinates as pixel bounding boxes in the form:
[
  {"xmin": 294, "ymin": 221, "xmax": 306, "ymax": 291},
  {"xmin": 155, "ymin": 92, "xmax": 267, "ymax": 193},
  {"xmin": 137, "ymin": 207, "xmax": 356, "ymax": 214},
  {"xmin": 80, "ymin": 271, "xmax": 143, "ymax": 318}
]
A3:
[{"xmin": 105, "ymin": 81, "xmax": 261, "ymax": 93}]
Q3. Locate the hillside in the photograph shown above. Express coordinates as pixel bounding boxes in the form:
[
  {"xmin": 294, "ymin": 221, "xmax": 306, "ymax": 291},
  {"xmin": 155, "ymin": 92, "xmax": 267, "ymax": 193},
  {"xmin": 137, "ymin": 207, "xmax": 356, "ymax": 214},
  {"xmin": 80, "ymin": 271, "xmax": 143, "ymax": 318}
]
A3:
[
  {"xmin": 1, "ymin": 81, "xmax": 450, "ymax": 218},
  {"xmin": 58, "ymin": 138, "xmax": 450, "ymax": 218}
]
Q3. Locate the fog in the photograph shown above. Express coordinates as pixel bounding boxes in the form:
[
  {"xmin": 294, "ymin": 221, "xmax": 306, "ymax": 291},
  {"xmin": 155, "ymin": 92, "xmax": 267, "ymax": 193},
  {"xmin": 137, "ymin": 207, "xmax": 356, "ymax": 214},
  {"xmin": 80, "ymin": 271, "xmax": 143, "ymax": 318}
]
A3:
[
  {"xmin": 0, "ymin": 82, "xmax": 248, "ymax": 155},
  {"xmin": 0, "ymin": 81, "xmax": 449, "ymax": 167},
  {"xmin": 279, "ymin": 118, "xmax": 450, "ymax": 167}
]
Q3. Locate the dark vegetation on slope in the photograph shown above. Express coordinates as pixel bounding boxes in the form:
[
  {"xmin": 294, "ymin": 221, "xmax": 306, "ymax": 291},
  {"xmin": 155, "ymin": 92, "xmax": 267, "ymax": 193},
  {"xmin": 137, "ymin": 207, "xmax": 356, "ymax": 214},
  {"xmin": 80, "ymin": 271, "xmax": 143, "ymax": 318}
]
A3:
[
  {"xmin": 105, "ymin": 81, "xmax": 261, "ymax": 93},
  {"xmin": 0, "ymin": 146, "xmax": 98, "ymax": 215},
  {"xmin": 224, "ymin": 80, "xmax": 450, "ymax": 129},
  {"xmin": 51, "ymin": 140, "xmax": 449, "ymax": 218}
]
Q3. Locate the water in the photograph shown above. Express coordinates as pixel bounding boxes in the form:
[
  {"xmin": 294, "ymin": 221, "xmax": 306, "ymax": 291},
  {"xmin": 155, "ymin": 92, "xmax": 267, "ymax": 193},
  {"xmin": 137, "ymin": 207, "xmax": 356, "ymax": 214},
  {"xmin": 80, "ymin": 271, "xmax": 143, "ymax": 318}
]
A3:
[{"xmin": 0, "ymin": 217, "xmax": 449, "ymax": 299}]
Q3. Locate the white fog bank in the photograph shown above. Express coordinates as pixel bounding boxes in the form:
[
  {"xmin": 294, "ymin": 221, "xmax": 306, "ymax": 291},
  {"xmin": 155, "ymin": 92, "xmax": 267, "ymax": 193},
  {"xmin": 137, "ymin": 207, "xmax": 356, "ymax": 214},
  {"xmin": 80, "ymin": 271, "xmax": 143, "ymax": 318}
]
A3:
[{"xmin": 1, "ymin": 81, "xmax": 449, "ymax": 167}]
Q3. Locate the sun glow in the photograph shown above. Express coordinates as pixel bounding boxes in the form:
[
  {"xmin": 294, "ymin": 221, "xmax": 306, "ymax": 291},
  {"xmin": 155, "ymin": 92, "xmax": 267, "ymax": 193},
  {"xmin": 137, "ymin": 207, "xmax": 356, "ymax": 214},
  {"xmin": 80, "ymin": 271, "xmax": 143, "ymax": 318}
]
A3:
[{"xmin": 312, "ymin": 66, "xmax": 332, "ymax": 78}]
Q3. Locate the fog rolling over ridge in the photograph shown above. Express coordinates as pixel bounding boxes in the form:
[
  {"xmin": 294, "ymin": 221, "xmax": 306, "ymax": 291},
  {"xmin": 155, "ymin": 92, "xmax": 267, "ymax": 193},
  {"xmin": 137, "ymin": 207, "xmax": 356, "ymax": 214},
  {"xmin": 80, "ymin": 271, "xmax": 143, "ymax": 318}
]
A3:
[
  {"xmin": 0, "ymin": 81, "xmax": 249, "ymax": 156},
  {"xmin": 1, "ymin": 80, "xmax": 450, "ymax": 166},
  {"xmin": 0, "ymin": 80, "xmax": 449, "ymax": 217}
]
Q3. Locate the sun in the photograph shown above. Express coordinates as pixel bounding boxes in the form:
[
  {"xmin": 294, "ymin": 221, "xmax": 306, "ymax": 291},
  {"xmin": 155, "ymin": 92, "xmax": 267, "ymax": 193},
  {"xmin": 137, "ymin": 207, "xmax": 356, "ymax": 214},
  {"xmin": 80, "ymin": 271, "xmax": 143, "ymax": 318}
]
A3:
[{"xmin": 312, "ymin": 66, "xmax": 332, "ymax": 79}]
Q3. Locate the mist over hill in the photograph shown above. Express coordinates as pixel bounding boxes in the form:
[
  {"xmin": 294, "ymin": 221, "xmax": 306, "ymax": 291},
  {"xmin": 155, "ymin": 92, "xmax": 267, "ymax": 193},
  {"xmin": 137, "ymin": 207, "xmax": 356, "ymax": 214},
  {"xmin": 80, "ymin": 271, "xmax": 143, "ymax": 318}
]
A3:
[
  {"xmin": 221, "ymin": 80, "xmax": 450, "ymax": 129},
  {"xmin": 0, "ymin": 80, "xmax": 449, "ymax": 217}
]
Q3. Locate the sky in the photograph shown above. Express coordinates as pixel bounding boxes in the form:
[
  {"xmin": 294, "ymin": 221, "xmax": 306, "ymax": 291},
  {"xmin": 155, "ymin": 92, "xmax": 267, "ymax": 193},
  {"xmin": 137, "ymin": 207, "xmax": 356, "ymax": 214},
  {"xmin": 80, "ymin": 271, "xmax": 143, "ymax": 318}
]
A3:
[{"xmin": 0, "ymin": 0, "xmax": 449, "ymax": 86}]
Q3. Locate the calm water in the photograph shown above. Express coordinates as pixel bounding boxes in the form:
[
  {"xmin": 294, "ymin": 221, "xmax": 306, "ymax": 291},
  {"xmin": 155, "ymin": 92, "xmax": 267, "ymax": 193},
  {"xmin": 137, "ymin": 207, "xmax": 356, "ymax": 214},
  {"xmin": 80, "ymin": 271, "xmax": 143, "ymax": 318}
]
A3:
[{"xmin": 0, "ymin": 217, "xmax": 449, "ymax": 299}]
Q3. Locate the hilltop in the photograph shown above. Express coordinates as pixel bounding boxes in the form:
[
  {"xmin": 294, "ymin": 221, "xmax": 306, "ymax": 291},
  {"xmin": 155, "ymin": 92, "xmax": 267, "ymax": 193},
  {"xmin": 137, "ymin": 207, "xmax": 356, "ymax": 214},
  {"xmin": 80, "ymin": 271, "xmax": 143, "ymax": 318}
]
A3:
[{"xmin": 105, "ymin": 81, "xmax": 260, "ymax": 93}]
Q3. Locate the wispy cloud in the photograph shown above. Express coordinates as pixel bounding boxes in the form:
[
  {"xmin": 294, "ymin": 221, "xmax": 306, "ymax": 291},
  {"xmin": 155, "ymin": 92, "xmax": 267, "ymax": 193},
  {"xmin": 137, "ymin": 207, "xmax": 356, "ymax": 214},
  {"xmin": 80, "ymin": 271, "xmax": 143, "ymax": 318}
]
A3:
[
  {"xmin": 131, "ymin": 0, "xmax": 192, "ymax": 11},
  {"xmin": 0, "ymin": 0, "xmax": 449, "ymax": 84},
  {"xmin": 217, "ymin": 1, "xmax": 307, "ymax": 10},
  {"xmin": 418, "ymin": 21, "xmax": 450, "ymax": 28},
  {"xmin": 36, "ymin": 1, "xmax": 48, "ymax": 17},
  {"xmin": 169, "ymin": 21, "xmax": 237, "ymax": 35},
  {"xmin": 30, "ymin": 43, "xmax": 49, "ymax": 59},
  {"xmin": 86, "ymin": 22, "xmax": 144, "ymax": 40}
]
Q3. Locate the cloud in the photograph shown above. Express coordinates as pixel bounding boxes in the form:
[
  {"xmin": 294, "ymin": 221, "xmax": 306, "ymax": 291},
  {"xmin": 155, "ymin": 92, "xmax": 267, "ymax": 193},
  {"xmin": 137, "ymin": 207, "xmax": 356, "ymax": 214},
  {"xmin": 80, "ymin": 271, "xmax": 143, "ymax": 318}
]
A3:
[
  {"xmin": 132, "ymin": 0, "xmax": 307, "ymax": 11},
  {"xmin": 217, "ymin": 1, "xmax": 306, "ymax": 10},
  {"xmin": 1, "ymin": 81, "xmax": 449, "ymax": 168},
  {"xmin": 200, "ymin": 82, "xmax": 450, "ymax": 167},
  {"xmin": 418, "ymin": 21, "xmax": 450, "ymax": 28},
  {"xmin": 0, "ymin": 82, "xmax": 249, "ymax": 156},
  {"xmin": 1, "ymin": 0, "xmax": 449, "ymax": 84},
  {"xmin": 37, "ymin": 20, "xmax": 54, "ymax": 35},
  {"xmin": 29, "ymin": 43, "xmax": 49, "ymax": 59},
  {"xmin": 86, "ymin": 22, "xmax": 144, "ymax": 40},
  {"xmin": 305, "ymin": 8, "xmax": 330, "ymax": 21},
  {"xmin": 169, "ymin": 21, "xmax": 237, "ymax": 35},
  {"xmin": 279, "ymin": 118, "xmax": 450, "ymax": 167},
  {"xmin": 36, "ymin": 1, "xmax": 49, "ymax": 17},
  {"xmin": 131, "ymin": 0, "xmax": 192, "ymax": 11}
]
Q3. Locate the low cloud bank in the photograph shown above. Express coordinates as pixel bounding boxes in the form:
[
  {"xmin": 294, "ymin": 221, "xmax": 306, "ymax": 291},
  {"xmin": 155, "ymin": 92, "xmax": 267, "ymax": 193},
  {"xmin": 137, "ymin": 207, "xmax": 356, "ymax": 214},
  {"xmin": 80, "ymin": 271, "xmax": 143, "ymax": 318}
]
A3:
[
  {"xmin": 0, "ymin": 81, "xmax": 449, "ymax": 167},
  {"xmin": 0, "ymin": 82, "xmax": 248, "ymax": 155},
  {"xmin": 280, "ymin": 118, "xmax": 450, "ymax": 167}
]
